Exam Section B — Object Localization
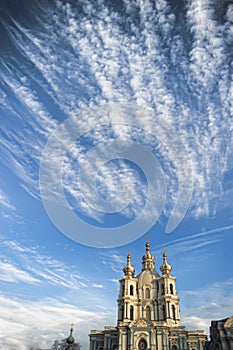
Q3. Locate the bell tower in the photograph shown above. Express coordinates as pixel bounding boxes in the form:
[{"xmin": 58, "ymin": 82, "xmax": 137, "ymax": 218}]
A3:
[
  {"xmin": 117, "ymin": 250, "xmax": 137, "ymax": 324},
  {"xmin": 158, "ymin": 248, "xmax": 180, "ymax": 326}
]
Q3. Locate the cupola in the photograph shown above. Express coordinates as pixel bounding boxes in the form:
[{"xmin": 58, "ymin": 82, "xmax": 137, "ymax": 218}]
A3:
[
  {"xmin": 142, "ymin": 242, "xmax": 155, "ymax": 271},
  {"xmin": 160, "ymin": 249, "xmax": 172, "ymax": 276},
  {"xmin": 123, "ymin": 250, "xmax": 135, "ymax": 277}
]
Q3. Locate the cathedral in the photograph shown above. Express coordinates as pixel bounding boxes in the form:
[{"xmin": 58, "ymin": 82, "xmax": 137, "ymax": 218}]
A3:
[{"xmin": 89, "ymin": 242, "xmax": 207, "ymax": 350}]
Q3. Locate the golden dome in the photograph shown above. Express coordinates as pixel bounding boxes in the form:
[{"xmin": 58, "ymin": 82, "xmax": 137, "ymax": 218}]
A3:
[
  {"xmin": 123, "ymin": 251, "xmax": 135, "ymax": 277},
  {"xmin": 160, "ymin": 250, "xmax": 172, "ymax": 276}
]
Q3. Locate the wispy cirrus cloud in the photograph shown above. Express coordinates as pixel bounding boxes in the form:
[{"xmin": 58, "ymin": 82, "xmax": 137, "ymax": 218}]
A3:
[
  {"xmin": 0, "ymin": 187, "xmax": 25, "ymax": 224},
  {"xmin": 0, "ymin": 261, "xmax": 40, "ymax": 284},
  {"xmin": 0, "ymin": 188, "xmax": 15, "ymax": 210},
  {"xmin": 101, "ymin": 250, "xmax": 125, "ymax": 274},
  {"xmin": 1, "ymin": 238, "xmax": 87, "ymax": 291},
  {"xmin": 0, "ymin": 0, "xmax": 232, "ymax": 227},
  {"xmin": 0, "ymin": 67, "xmax": 58, "ymax": 199},
  {"xmin": 151, "ymin": 224, "xmax": 233, "ymax": 260}
]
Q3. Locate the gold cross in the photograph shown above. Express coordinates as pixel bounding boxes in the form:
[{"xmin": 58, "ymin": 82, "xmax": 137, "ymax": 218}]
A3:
[{"xmin": 162, "ymin": 247, "xmax": 167, "ymax": 253}]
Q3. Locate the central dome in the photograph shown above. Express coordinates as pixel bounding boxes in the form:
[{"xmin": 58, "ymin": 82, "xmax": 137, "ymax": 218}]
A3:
[{"xmin": 137, "ymin": 268, "xmax": 160, "ymax": 286}]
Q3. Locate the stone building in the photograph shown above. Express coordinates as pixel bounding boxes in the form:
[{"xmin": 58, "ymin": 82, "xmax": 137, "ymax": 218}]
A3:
[
  {"xmin": 205, "ymin": 316, "xmax": 233, "ymax": 350},
  {"xmin": 89, "ymin": 242, "xmax": 207, "ymax": 350}
]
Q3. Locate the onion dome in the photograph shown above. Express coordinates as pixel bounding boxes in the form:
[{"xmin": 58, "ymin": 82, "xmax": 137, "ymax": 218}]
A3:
[
  {"xmin": 123, "ymin": 250, "xmax": 135, "ymax": 277},
  {"xmin": 137, "ymin": 242, "xmax": 160, "ymax": 285},
  {"xmin": 160, "ymin": 249, "xmax": 172, "ymax": 276},
  {"xmin": 66, "ymin": 324, "xmax": 75, "ymax": 346},
  {"xmin": 142, "ymin": 242, "xmax": 155, "ymax": 271}
]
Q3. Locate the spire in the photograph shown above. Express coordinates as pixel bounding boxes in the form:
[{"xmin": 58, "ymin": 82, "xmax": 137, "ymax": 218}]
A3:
[
  {"xmin": 123, "ymin": 249, "xmax": 135, "ymax": 277},
  {"xmin": 142, "ymin": 241, "xmax": 155, "ymax": 271},
  {"xmin": 160, "ymin": 248, "xmax": 172, "ymax": 276}
]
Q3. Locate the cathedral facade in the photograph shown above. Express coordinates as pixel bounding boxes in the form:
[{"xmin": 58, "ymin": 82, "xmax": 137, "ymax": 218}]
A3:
[{"xmin": 89, "ymin": 242, "xmax": 207, "ymax": 350}]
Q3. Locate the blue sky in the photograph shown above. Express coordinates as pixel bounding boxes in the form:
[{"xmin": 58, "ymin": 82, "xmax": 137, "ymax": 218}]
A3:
[{"xmin": 0, "ymin": 0, "xmax": 233, "ymax": 349}]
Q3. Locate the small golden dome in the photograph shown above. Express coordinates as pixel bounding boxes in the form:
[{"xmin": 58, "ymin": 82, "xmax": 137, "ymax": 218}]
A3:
[
  {"xmin": 123, "ymin": 250, "xmax": 135, "ymax": 277},
  {"xmin": 160, "ymin": 250, "xmax": 172, "ymax": 276}
]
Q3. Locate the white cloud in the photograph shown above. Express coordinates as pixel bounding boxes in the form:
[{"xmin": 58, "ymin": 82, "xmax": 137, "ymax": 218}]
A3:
[
  {"xmin": 101, "ymin": 251, "xmax": 125, "ymax": 274},
  {"xmin": 151, "ymin": 225, "xmax": 228, "ymax": 261},
  {"xmin": 0, "ymin": 262, "xmax": 41, "ymax": 285},
  {"xmin": 0, "ymin": 70, "xmax": 58, "ymax": 200},
  {"xmin": 180, "ymin": 278, "xmax": 233, "ymax": 335},
  {"xmin": 0, "ymin": 189, "xmax": 15, "ymax": 211},
  {"xmin": 1, "ymin": 239, "xmax": 87, "ymax": 291},
  {"xmin": 0, "ymin": 294, "xmax": 115, "ymax": 350},
  {"xmin": 0, "ymin": 3, "xmax": 232, "ymax": 348},
  {"xmin": 0, "ymin": 0, "xmax": 232, "ymax": 230},
  {"xmin": 182, "ymin": 315, "xmax": 211, "ymax": 335},
  {"xmin": 92, "ymin": 283, "xmax": 104, "ymax": 289}
]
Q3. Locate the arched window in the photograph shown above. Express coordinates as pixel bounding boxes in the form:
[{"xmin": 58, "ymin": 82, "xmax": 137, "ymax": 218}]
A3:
[
  {"xmin": 146, "ymin": 306, "xmax": 151, "ymax": 320},
  {"xmin": 161, "ymin": 284, "xmax": 164, "ymax": 295},
  {"xmin": 154, "ymin": 300, "xmax": 158, "ymax": 320},
  {"xmin": 130, "ymin": 305, "xmax": 134, "ymax": 320},
  {"xmin": 145, "ymin": 287, "xmax": 150, "ymax": 298},
  {"xmin": 170, "ymin": 283, "xmax": 174, "ymax": 295},
  {"xmin": 121, "ymin": 305, "xmax": 124, "ymax": 320},
  {"xmin": 156, "ymin": 281, "xmax": 159, "ymax": 297},
  {"xmin": 162, "ymin": 304, "xmax": 166, "ymax": 320},
  {"xmin": 172, "ymin": 305, "xmax": 176, "ymax": 320},
  {"xmin": 112, "ymin": 345, "xmax": 117, "ymax": 350},
  {"xmin": 130, "ymin": 285, "xmax": 134, "ymax": 296},
  {"xmin": 122, "ymin": 283, "xmax": 125, "ymax": 296}
]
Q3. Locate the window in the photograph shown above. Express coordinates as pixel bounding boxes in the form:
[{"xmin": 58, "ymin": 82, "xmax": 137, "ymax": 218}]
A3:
[
  {"xmin": 130, "ymin": 285, "xmax": 134, "ymax": 296},
  {"xmin": 122, "ymin": 283, "xmax": 125, "ymax": 296},
  {"xmin": 162, "ymin": 304, "xmax": 166, "ymax": 320},
  {"xmin": 145, "ymin": 287, "xmax": 150, "ymax": 298},
  {"xmin": 146, "ymin": 306, "xmax": 151, "ymax": 320},
  {"xmin": 161, "ymin": 284, "xmax": 164, "ymax": 295},
  {"xmin": 130, "ymin": 306, "xmax": 134, "ymax": 320},
  {"xmin": 156, "ymin": 281, "xmax": 159, "ymax": 297},
  {"xmin": 154, "ymin": 300, "xmax": 158, "ymax": 320},
  {"xmin": 121, "ymin": 305, "xmax": 124, "ymax": 320},
  {"xmin": 172, "ymin": 305, "xmax": 176, "ymax": 320},
  {"xmin": 170, "ymin": 284, "xmax": 174, "ymax": 295}
]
